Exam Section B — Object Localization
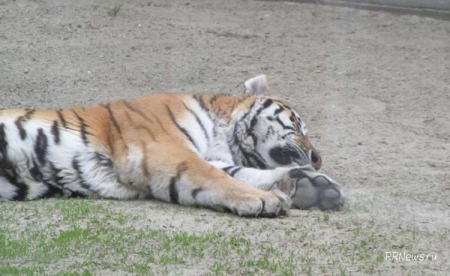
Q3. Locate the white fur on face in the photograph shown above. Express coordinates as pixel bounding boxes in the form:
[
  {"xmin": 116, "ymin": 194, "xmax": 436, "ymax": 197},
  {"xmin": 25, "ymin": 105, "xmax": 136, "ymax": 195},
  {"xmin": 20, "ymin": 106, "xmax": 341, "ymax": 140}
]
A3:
[{"xmin": 253, "ymin": 106, "xmax": 310, "ymax": 168}]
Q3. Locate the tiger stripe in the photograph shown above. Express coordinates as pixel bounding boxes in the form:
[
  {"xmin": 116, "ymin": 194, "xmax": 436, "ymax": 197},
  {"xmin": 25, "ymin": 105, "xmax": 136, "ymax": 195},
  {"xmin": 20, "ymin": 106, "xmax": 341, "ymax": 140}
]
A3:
[
  {"xmin": 14, "ymin": 109, "xmax": 35, "ymax": 140},
  {"xmin": 123, "ymin": 101, "xmax": 155, "ymax": 124},
  {"xmin": 169, "ymin": 162, "xmax": 189, "ymax": 204},
  {"xmin": 34, "ymin": 128, "xmax": 48, "ymax": 164},
  {"xmin": 72, "ymin": 110, "xmax": 89, "ymax": 145},
  {"xmin": 182, "ymin": 102, "xmax": 210, "ymax": 143},
  {"xmin": 51, "ymin": 120, "xmax": 61, "ymax": 144},
  {"xmin": 72, "ymin": 157, "xmax": 91, "ymax": 191},
  {"xmin": 0, "ymin": 123, "xmax": 8, "ymax": 160},
  {"xmin": 191, "ymin": 188, "xmax": 202, "ymax": 199},
  {"xmin": 166, "ymin": 105, "xmax": 200, "ymax": 151},
  {"xmin": 105, "ymin": 104, "xmax": 122, "ymax": 135},
  {"xmin": 56, "ymin": 110, "xmax": 68, "ymax": 128}
]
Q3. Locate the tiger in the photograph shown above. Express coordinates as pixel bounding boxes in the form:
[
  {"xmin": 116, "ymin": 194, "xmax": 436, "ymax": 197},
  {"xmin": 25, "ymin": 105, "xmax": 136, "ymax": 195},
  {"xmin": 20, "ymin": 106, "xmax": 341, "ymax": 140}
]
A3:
[{"xmin": 0, "ymin": 75, "xmax": 344, "ymax": 217}]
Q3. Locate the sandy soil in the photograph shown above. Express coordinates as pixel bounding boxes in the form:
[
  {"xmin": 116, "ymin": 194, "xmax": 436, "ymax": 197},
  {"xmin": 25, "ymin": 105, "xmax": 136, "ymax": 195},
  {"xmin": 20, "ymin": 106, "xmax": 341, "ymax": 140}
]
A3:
[{"xmin": 0, "ymin": 0, "xmax": 449, "ymax": 275}]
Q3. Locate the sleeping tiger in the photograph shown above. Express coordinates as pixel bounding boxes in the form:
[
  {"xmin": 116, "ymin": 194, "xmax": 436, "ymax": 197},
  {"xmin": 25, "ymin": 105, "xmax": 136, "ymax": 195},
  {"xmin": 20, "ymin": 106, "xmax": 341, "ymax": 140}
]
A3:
[{"xmin": 0, "ymin": 75, "xmax": 343, "ymax": 217}]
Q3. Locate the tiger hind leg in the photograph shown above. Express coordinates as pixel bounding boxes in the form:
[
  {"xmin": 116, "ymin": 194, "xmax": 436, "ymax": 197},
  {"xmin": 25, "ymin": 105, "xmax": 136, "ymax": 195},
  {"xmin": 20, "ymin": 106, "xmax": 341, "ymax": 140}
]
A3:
[{"xmin": 0, "ymin": 150, "xmax": 142, "ymax": 202}]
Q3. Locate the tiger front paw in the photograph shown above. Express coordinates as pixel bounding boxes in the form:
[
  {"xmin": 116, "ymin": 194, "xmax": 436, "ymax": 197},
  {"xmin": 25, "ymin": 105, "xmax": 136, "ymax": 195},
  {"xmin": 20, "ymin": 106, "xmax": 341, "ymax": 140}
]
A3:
[
  {"xmin": 279, "ymin": 166, "xmax": 344, "ymax": 211},
  {"xmin": 229, "ymin": 190, "xmax": 291, "ymax": 218}
]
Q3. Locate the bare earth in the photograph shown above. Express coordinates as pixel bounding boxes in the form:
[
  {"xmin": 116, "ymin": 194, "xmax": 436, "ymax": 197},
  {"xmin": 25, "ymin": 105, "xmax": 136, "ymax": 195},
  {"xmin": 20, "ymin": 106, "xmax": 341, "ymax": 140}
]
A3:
[{"xmin": 0, "ymin": 0, "xmax": 449, "ymax": 275}]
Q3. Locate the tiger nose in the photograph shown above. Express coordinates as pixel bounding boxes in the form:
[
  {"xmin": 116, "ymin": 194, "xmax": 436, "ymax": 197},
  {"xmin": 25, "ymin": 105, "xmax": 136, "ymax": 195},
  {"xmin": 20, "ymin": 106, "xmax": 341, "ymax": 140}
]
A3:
[{"xmin": 310, "ymin": 150, "xmax": 322, "ymax": 170}]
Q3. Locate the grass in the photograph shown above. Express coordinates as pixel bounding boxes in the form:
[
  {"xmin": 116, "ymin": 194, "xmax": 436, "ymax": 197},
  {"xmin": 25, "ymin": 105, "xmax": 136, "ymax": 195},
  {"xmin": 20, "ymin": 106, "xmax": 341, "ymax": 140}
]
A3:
[{"xmin": 0, "ymin": 199, "xmax": 448, "ymax": 275}]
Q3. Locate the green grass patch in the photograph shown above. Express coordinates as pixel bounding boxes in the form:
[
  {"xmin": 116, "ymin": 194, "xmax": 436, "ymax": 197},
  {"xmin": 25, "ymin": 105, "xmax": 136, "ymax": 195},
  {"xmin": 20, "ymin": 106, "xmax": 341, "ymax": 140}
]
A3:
[{"xmin": 0, "ymin": 199, "xmax": 448, "ymax": 275}]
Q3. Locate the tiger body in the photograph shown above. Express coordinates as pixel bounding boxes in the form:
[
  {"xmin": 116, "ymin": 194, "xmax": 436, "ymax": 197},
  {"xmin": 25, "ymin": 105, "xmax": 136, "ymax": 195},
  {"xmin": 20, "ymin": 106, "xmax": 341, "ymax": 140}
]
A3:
[{"xmin": 0, "ymin": 76, "xmax": 344, "ymax": 217}]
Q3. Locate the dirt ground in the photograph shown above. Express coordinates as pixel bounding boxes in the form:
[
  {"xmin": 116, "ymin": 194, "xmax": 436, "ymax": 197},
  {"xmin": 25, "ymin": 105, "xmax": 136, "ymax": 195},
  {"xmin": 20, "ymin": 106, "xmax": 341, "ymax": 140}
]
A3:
[{"xmin": 0, "ymin": 0, "xmax": 449, "ymax": 275}]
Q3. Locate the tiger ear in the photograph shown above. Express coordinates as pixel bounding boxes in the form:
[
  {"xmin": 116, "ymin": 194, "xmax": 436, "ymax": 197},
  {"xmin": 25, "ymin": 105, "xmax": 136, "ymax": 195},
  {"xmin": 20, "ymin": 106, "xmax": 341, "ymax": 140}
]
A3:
[{"xmin": 243, "ymin": 75, "xmax": 270, "ymax": 95}]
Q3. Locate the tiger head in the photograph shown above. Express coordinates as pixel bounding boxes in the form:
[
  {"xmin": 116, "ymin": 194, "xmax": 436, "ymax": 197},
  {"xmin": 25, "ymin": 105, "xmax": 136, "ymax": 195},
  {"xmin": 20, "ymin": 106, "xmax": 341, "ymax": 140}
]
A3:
[{"xmin": 231, "ymin": 75, "xmax": 322, "ymax": 170}]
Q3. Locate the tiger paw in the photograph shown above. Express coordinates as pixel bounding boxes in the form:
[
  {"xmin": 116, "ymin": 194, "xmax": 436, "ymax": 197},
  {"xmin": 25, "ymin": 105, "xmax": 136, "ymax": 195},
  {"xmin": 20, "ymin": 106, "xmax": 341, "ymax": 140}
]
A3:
[
  {"xmin": 288, "ymin": 167, "xmax": 344, "ymax": 211},
  {"xmin": 229, "ymin": 190, "xmax": 291, "ymax": 218}
]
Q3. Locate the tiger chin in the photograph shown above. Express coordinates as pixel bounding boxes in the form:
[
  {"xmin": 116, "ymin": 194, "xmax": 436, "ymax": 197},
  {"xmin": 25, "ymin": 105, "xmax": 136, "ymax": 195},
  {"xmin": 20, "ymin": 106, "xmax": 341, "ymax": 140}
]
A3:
[{"xmin": 0, "ymin": 75, "xmax": 344, "ymax": 217}]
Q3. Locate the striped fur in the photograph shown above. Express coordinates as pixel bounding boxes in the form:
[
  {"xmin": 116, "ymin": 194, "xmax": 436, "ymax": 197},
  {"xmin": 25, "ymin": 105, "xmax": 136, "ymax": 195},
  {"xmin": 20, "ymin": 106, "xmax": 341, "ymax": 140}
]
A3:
[{"xmin": 0, "ymin": 76, "xmax": 344, "ymax": 216}]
